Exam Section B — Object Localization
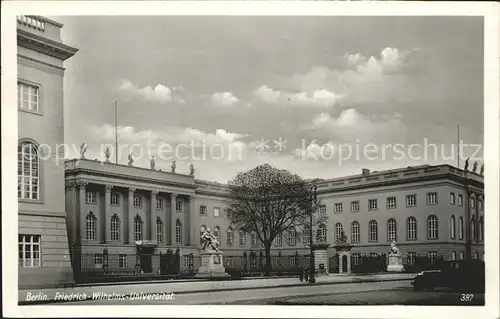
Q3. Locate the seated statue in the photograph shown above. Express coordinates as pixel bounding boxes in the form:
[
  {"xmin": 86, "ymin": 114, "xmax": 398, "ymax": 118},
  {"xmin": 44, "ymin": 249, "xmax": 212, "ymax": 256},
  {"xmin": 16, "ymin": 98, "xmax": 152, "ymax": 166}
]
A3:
[
  {"xmin": 201, "ymin": 228, "xmax": 220, "ymax": 252},
  {"xmin": 389, "ymin": 241, "xmax": 400, "ymax": 255}
]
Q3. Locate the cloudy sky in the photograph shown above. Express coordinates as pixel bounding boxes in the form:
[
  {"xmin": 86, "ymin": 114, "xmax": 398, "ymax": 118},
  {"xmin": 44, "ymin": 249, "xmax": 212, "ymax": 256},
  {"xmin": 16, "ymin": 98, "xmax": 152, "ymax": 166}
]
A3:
[{"xmin": 55, "ymin": 16, "xmax": 484, "ymax": 183}]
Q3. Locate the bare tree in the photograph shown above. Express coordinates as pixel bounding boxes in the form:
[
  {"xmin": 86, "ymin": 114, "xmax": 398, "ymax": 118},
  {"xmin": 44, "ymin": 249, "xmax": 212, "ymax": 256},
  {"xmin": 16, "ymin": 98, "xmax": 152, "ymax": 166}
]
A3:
[{"xmin": 227, "ymin": 164, "xmax": 326, "ymax": 275}]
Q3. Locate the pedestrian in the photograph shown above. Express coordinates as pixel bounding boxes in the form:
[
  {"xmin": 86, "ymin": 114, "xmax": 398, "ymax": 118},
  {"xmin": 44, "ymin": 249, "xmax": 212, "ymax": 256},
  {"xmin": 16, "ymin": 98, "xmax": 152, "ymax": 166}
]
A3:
[
  {"xmin": 304, "ymin": 266, "xmax": 309, "ymax": 282},
  {"xmin": 299, "ymin": 266, "xmax": 304, "ymax": 282}
]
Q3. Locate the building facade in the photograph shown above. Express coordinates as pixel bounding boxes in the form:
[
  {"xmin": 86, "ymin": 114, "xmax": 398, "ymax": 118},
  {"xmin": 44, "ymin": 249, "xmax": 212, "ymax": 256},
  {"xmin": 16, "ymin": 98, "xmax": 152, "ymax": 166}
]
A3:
[
  {"xmin": 65, "ymin": 159, "xmax": 484, "ymax": 276},
  {"xmin": 17, "ymin": 16, "xmax": 78, "ymax": 288}
]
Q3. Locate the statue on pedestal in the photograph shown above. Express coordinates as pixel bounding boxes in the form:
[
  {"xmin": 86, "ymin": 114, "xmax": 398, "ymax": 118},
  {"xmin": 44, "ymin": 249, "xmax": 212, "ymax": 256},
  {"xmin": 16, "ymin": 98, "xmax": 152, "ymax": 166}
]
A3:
[
  {"xmin": 464, "ymin": 158, "xmax": 470, "ymax": 171},
  {"xmin": 171, "ymin": 160, "xmax": 176, "ymax": 173},
  {"xmin": 201, "ymin": 228, "xmax": 220, "ymax": 252},
  {"xmin": 80, "ymin": 143, "xmax": 87, "ymax": 159},
  {"xmin": 150, "ymin": 156, "xmax": 156, "ymax": 170},
  {"xmin": 472, "ymin": 161, "xmax": 478, "ymax": 173},
  {"xmin": 480, "ymin": 164, "xmax": 484, "ymax": 176},
  {"xmin": 189, "ymin": 163, "xmax": 195, "ymax": 176},
  {"xmin": 387, "ymin": 241, "xmax": 404, "ymax": 272},
  {"xmin": 104, "ymin": 147, "xmax": 111, "ymax": 162},
  {"xmin": 128, "ymin": 153, "xmax": 134, "ymax": 166},
  {"xmin": 196, "ymin": 228, "xmax": 228, "ymax": 278}
]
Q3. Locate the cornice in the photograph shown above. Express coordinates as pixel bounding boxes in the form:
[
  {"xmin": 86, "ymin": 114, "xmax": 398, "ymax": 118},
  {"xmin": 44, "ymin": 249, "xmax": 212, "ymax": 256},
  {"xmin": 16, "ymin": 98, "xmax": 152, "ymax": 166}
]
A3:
[
  {"xmin": 17, "ymin": 28, "xmax": 78, "ymax": 61},
  {"xmin": 18, "ymin": 54, "xmax": 65, "ymax": 75}
]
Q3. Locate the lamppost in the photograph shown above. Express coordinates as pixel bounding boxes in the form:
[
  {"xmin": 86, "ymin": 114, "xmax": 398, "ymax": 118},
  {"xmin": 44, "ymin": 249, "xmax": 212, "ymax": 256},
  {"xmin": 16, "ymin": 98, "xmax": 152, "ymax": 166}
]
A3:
[{"xmin": 308, "ymin": 183, "xmax": 317, "ymax": 283}]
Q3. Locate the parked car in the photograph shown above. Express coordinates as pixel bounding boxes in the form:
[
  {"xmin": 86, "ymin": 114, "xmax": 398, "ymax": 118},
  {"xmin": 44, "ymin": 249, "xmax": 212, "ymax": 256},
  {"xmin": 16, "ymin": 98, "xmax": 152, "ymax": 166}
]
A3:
[{"xmin": 412, "ymin": 260, "xmax": 485, "ymax": 293}]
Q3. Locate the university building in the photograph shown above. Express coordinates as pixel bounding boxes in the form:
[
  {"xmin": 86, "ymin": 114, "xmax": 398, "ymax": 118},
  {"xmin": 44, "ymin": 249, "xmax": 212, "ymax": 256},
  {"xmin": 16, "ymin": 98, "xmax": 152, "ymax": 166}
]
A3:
[
  {"xmin": 17, "ymin": 16, "xmax": 78, "ymax": 288},
  {"xmin": 64, "ymin": 158, "xmax": 484, "ymax": 276}
]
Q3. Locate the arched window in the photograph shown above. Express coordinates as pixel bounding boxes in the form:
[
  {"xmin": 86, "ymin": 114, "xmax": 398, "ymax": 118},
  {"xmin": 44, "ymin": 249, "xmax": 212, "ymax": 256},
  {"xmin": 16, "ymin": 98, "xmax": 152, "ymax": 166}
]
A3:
[
  {"xmin": 156, "ymin": 217, "xmax": 163, "ymax": 243},
  {"xmin": 274, "ymin": 233, "xmax": 283, "ymax": 247},
  {"xmin": 250, "ymin": 231, "xmax": 257, "ymax": 247},
  {"xmin": 227, "ymin": 227, "xmax": 234, "ymax": 246},
  {"xmin": 317, "ymin": 223, "xmax": 327, "ymax": 243},
  {"xmin": 407, "ymin": 217, "xmax": 417, "ymax": 240},
  {"xmin": 175, "ymin": 219, "xmax": 182, "ymax": 244},
  {"xmin": 369, "ymin": 220, "xmax": 378, "ymax": 242},
  {"xmin": 200, "ymin": 225, "xmax": 206, "ymax": 244},
  {"xmin": 133, "ymin": 215, "xmax": 143, "ymax": 241},
  {"xmin": 479, "ymin": 217, "xmax": 484, "ymax": 241},
  {"xmin": 470, "ymin": 215, "xmax": 476, "ymax": 241},
  {"xmin": 86, "ymin": 211, "xmax": 96, "ymax": 240},
  {"xmin": 18, "ymin": 141, "xmax": 40, "ymax": 200},
  {"xmin": 214, "ymin": 226, "xmax": 220, "ymax": 240},
  {"xmin": 459, "ymin": 217, "xmax": 464, "ymax": 240},
  {"xmin": 335, "ymin": 223, "xmax": 343, "ymax": 243},
  {"xmin": 351, "ymin": 221, "xmax": 360, "ymax": 243},
  {"xmin": 303, "ymin": 225, "xmax": 310, "ymax": 244},
  {"xmin": 239, "ymin": 231, "xmax": 246, "ymax": 246},
  {"xmin": 110, "ymin": 214, "xmax": 120, "ymax": 241},
  {"xmin": 450, "ymin": 215, "xmax": 456, "ymax": 239},
  {"xmin": 387, "ymin": 218, "xmax": 397, "ymax": 242},
  {"xmin": 427, "ymin": 215, "xmax": 439, "ymax": 239},
  {"xmin": 288, "ymin": 228, "xmax": 297, "ymax": 246}
]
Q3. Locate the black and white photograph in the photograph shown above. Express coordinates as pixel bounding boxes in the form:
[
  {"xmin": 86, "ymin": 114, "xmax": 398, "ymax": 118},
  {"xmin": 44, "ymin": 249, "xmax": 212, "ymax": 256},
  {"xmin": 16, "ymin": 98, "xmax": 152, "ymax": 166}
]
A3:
[{"xmin": 2, "ymin": 1, "xmax": 499, "ymax": 318}]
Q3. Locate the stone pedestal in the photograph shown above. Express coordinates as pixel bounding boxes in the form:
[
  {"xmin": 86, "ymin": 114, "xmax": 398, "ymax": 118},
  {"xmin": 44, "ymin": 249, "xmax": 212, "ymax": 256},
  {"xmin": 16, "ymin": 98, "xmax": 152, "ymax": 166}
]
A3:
[
  {"xmin": 387, "ymin": 253, "xmax": 404, "ymax": 272},
  {"xmin": 311, "ymin": 243, "xmax": 330, "ymax": 276},
  {"xmin": 196, "ymin": 251, "xmax": 229, "ymax": 278}
]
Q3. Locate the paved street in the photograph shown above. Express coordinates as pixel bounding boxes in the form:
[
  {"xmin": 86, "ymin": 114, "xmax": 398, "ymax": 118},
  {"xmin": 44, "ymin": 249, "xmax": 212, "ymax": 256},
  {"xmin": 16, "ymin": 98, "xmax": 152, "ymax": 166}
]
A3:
[{"xmin": 50, "ymin": 280, "xmax": 415, "ymax": 305}]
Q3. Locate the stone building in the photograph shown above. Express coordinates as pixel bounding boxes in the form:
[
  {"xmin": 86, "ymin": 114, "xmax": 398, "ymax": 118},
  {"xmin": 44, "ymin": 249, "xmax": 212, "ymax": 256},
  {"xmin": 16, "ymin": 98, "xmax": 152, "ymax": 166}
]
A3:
[{"xmin": 17, "ymin": 16, "xmax": 78, "ymax": 288}]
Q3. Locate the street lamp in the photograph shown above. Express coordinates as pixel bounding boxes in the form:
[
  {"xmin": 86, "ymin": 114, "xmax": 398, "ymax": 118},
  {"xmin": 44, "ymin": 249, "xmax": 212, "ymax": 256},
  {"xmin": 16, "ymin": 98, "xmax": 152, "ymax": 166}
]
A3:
[{"xmin": 308, "ymin": 183, "xmax": 317, "ymax": 284}]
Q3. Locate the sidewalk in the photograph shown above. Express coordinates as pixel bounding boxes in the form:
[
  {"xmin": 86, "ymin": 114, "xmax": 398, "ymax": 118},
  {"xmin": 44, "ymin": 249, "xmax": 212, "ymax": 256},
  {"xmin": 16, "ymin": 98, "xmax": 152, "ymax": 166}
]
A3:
[{"xmin": 18, "ymin": 272, "xmax": 415, "ymax": 305}]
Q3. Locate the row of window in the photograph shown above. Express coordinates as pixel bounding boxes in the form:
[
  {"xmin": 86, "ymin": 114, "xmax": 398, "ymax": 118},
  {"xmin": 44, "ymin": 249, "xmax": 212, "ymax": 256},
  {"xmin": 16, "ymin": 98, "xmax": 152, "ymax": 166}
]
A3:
[
  {"xmin": 86, "ymin": 192, "xmax": 183, "ymax": 211},
  {"xmin": 93, "ymin": 254, "xmax": 129, "ymax": 268},
  {"xmin": 318, "ymin": 193, "xmax": 483, "ymax": 214},
  {"xmin": 200, "ymin": 206, "xmax": 220, "ymax": 217},
  {"xmin": 86, "ymin": 213, "xmax": 183, "ymax": 244}
]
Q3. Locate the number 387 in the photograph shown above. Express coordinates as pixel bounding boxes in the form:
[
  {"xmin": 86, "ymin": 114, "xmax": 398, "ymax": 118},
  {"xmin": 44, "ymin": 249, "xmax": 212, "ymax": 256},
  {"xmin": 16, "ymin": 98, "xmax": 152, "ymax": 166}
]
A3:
[{"xmin": 460, "ymin": 294, "xmax": 474, "ymax": 302}]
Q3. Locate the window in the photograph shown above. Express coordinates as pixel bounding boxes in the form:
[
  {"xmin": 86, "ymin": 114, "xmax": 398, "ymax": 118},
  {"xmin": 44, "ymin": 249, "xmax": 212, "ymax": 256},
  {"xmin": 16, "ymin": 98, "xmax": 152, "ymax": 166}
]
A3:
[
  {"xmin": 458, "ymin": 194, "xmax": 463, "ymax": 207},
  {"xmin": 213, "ymin": 207, "xmax": 220, "ymax": 217},
  {"xmin": 352, "ymin": 253, "xmax": 361, "ymax": 266},
  {"xmin": 387, "ymin": 197, "xmax": 397, "ymax": 209},
  {"xmin": 406, "ymin": 194, "xmax": 416, "ymax": 207},
  {"xmin": 239, "ymin": 231, "xmax": 245, "ymax": 246},
  {"xmin": 473, "ymin": 252, "xmax": 479, "ymax": 260},
  {"xmin": 428, "ymin": 251, "xmax": 438, "ymax": 264},
  {"xmin": 288, "ymin": 228, "xmax": 297, "ymax": 246},
  {"xmin": 156, "ymin": 218, "xmax": 163, "ymax": 243},
  {"xmin": 335, "ymin": 223, "xmax": 343, "ymax": 243},
  {"xmin": 387, "ymin": 218, "xmax": 397, "ymax": 242},
  {"xmin": 86, "ymin": 191, "xmax": 96, "ymax": 204},
  {"xmin": 275, "ymin": 233, "xmax": 282, "ymax": 247},
  {"xmin": 86, "ymin": 212, "xmax": 96, "ymax": 240},
  {"xmin": 18, "ymin": 82, "xmax": 39, "ymax": 111},
  {"xmin": 407, "ymin": 217, "xmax": 417, "ymax": 240},
  {"xmin": 214, "ymin": 226, "xmax": 220, "ymax": 240},
  {"xmin": 317, "ymin": 224, "xmax": 327, "ymax": 242},
  {"xmin": 368, "ymin": 199, "xmax": 378, "ymax": 210},
  {"xmin": 18, "ymin": 142, "xmax": 40, "ymax": 200},
  {"xmin": 94, "ymin": 254, "xmax": 103, "ymax": 269},
  {"xmin": 289, "ymin": 256, "xmax": 298, "ymax": 268},
  {"xmin": 226, "ymin": 256, "xmax": 233, "ymax": 268},
  {"xmin": 227, "ymin": 228, "xmax": 234, "ymax": 246},
  {"xmin": 351, "ymin": 201, "xmax": 360, "ymax": 212},
  {"xmin": 407, "ymin": 252, "xmax": 416, "ymax": 265},
  {"xmin": 351, "ymin": 221, "xmax": 360, "ymax": 243},
  {"xmin": 175, "ymin": 219, "xmax": 182, "ymax": 243},
  {"xmin": 133, "ymin": 195, "xmax": 142, "ymax": 208},
  {"xmin": 427, "ymin": 215, "xmax": 439, "ymax": 240},
  {"xmin": 199, "ymin": 206, "xmax": 207, "ymax": 216},
  {"xmin": 451, "ymin": 251, "xmax": 456, "ymax": 260},
  {"xmin": 275, "ymin": 256, "xmax": 283, "ymax": 268},
  {"xmin": 369, "ymin": 220, "xmax": 378, "ymax": 242},
  {"xmin": 334, "ymin": 203, "xmax": 343, "ymax": 213},
  {"xmin": 183, "ymin": 255, "xmax": 190, "ymax": 268},
  {"xmin": 18, "ymin": 235, "xmax": 41, "ymax": 267},
  {"xmin": 200, "ymin": 226, "xmax": 206, "ymax": 244},
  {"xmin": 427, "ymin": 193, "xmax": 437, "ymax": 205},
  {"xmin": 156, "ymin": 198, "xmax": 163, "ymax": 210},
  {"xmin": 459, "ymin": 217, "xmax": 464, "ymax": 240},
  {"xmin": 479, "ymin": 217, "xmax": 484, "ymax": 241},
  {"xmin": 133, "ymin": 215, "xmax": 143, "ymax": 241},
  {"xmin": 110, "ymin": 214, "xmax": 120, "ymax": 241},
  {"xmin": 246, "ymin": 231, "xmax": 255, "ymax": 247},
  {"xmin": 119, "ymin": 254, "xmax": 127, "ymax": 268},
  {"xmin": 319, "ymin": 205, "xmax": 326, "ymax": 214},
  {"xmin": 450, "ymin": 192, "xmax": 456, "ymax": 205},
  {"xmin": 303, "ymin": 225, "xmax": 310, "ymax": 245},
  {"xmin": 111, "ymin": 193, "xmax": 119, "ymax": 206},
  {"xmin": 176, "ymin": 199, "xmax": 182, "ymax": 212},
  {"xmin": 459, "ymin": 252, "xmax": 464, "ymax": 260},
  {"xmin": 450, "ymin": 215, "xmax": 456, "ymax": 239},
  {"xmin": 470, "ymin": 216, "xmax": 476, "ymax": 241}
]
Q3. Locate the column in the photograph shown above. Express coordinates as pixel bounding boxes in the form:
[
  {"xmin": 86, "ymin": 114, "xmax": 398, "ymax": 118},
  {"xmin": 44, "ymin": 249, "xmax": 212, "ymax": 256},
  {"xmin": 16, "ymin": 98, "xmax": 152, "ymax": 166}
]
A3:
[
  {"xmin": 150, "ymin": 190, "xmax": 158, "ymax": 241},
  {"xmin": 346, "ymin": 252, "xmax": 352, "ymax": 274},
  {"xmin": 104, "ymin": 184, "xmax": 113, "ymax": 243},
  {"xmin": 77, "ymin": 181, "xmax": 88, "ymax": 242},
  {"xmin": 338, "ymin": 252, "xmax": 344, "ymax": 273},
  {"xmin": 170, "ymin": 193, "xmax": 178, "ymax": 245},
  {"xmin": 186, "ymin": 195, "xmax": 195, "ymax": 245},
  {"xmin": 127, "ymin": 188, "xmax": 135, "ymax": 244}
]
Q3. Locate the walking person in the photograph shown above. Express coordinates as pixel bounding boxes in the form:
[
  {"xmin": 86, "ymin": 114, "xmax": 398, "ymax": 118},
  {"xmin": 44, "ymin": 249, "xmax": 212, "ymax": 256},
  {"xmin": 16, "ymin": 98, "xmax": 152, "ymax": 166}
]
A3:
[
  {"xmin": 299, "ymin": 266, "xmax": 304, "ymax": 282},
  {"xmin": 304, "ymin": 266, "xmax": 309, "ymax": 282}
]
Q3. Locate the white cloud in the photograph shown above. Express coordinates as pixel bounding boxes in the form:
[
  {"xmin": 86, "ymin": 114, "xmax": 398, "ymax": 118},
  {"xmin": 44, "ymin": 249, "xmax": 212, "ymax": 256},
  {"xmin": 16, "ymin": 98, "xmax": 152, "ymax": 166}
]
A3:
[
  {"xmin": 118, "ymin": 79, "xmax": 184, "ymax": 103},
  {"xmin": 254, "ymin": 85, "xmax": 342, "ymax": 107},
  {"xmin": 293, "ymin": 140, "xmax": 336, "ymax": 160},
  {"xmin": 254, "ymin": 85, "xmax": 281, "ymax": 103},
  {"xmin": 211, "ymin": 92, "xmax": 239, "ymax": 107}
]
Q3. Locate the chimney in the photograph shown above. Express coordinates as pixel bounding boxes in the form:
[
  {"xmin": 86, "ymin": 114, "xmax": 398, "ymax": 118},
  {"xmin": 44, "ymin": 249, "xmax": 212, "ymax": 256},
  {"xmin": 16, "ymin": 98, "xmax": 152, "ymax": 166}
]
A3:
[{"xmin": 362, "ymin": 168, "xmax": 370, "ymax": 177}]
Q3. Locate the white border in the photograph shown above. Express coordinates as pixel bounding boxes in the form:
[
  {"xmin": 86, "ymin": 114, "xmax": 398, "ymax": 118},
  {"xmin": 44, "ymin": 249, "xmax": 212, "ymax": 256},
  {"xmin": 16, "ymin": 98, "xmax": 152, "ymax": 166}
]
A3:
[{"xmin": 2, "ymin": 1, "xmax": 499, "ymax": 318}]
